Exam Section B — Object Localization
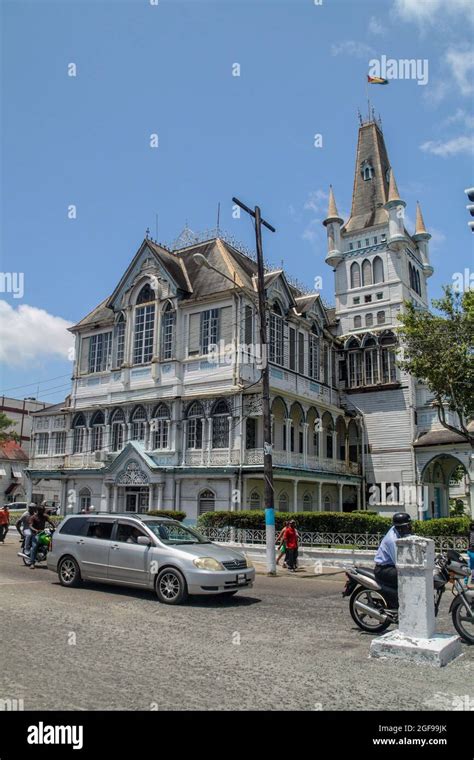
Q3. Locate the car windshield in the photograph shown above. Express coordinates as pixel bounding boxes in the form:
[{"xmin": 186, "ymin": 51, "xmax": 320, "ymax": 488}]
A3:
[{"xmin": 144, "ymin": 521, "xmax": 211, "ymax": 545}]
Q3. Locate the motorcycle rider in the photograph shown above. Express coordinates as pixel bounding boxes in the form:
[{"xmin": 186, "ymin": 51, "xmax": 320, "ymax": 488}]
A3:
[
  {"xmin": 27, "ymin": 504, "xmax": 55, "ymax": 569},
  {"xmin": 374, "ymin": 512, "xmax": 413, "ymax": 594},
  {"xmin": 17, "ymin": 503, "xmax": 37, "ymax": 558}
]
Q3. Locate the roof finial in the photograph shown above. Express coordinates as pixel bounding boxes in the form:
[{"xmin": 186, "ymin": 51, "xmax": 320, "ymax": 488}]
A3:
[{"xmin": 145, "ymin": 227, "xmax": 150, "ymax": 239}]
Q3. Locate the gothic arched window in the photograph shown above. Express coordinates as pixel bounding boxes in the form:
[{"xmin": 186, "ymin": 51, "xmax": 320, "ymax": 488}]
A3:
[
  {"xmin": 134, "ymin": 284, "xmax": 155, "ymax": 365},
  {"xmin": 131, "ymin": 406, "xmax": 147, "ymax": 442},
  {"xmin": 111, "ymin": 408, "xmax": 125, "ymax": 451},
  {"xmin": 373, "ymin": 256, "xmax": 384, "ymax": 284},
  {"xmin": 186, "ymin": 401, "xmax": 204, "ymax": 449},
  {"xmin": 350, "ymin": 262, "xmax": 361, "ymax": 289},
  {"xmin": 249, "ymin": 490, "xmax": 261, "ymax": 510},
  {"xmin": 198, "ymin": 489, "xmax": 215, "ymax": 516},
  {"xmin": 161, "ymin": 301, "xmax": 175, "ymax": 360},
  {"xmin": 114, "ymin": 314, "xmax": 126, "ymax": 367},
  {"xmin": 362, "ymin": 259, "xmax": 373, "ymax": 286},
  {"xmin": 91, "ymin": 411, "xmax": 105, "ymax": 452},
  {"xmin": 151, "ymin": 403, "xmax": 170, "ymax": 450},
  {"xmin": 72, "ymin": 413, "xmax": 86, "ymax": 454},
  {"xmin": 269, "ymin": 302, "xmax": 284, "ymax": 366},
  {"xmin": 211, "ymin": 399, "xmax": 230, "ymax": 448}
]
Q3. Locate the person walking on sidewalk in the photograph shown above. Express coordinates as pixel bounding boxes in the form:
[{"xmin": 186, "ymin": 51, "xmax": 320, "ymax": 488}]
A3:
[
  {"xmin": 283, "ymin": 520, "xmax": 299, "ymax": 572},
  {"xmin": 0, "ymin": 505, "xmax": 10, "ymax": 543},
  {"xmin": 276, "ymin": 521, "xmax": 289, "ymax": 568}
]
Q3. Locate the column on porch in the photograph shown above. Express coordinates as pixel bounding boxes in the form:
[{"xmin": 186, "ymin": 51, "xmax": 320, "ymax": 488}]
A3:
[
  {"xmin": 112, "ymin": 485, "xmax": 118, "ymax": 513},
  {"xmin": 227, "ymin": 416, "xmax": 233, "ymax": 464},
  {"xmin": 356, "ymin": 484, "xmax": 361, "ymax": 511},
  {"xmin": 293, "ymin": 478, "xmax": 299, "ymax": 513},
  {"xmin": 302, "ymin": 422, "xmax": 309, "ymax": 467},
  {"xmin": 285, "ymin": 418, "xmax": 292, "ymax": 465},
  {"xmin": 148, "ymin": 483, "xmax": 154, "ymax": 511},
  {"xmin": 317, "ymin": 481, "xmax": 322, "ymax": 511},
  {"xmin": 156, "ymin": 483, "xmax": 164, "ymax": 511},
  {"xmin": 207, "ymin": 417, "xmax": 212, "ymax": 465},
  {"xmin": 181, "ymin": 421, "xmax": 187, "ymax": 465},
  {"xmin": 174, "ymin": 479, "xmax": 181, "ymax": 511},
  {"xmin": 200, "ymin": 418, "xmax": 206, "ymax": 465},
  {"xmin": 338, "ymin": 482, "xmax": 343, "ymax": 512}
]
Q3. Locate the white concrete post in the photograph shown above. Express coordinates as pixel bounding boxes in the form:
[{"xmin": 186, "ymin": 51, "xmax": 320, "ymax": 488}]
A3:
[{"xmin": 370, "ymin": 535, "xmax": 462, "ymax": 667}]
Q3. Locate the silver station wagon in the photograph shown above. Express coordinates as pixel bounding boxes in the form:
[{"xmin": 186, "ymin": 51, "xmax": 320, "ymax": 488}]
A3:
[{"xmin": 47, "ymin": 513, "xmax": 255, "ymax": 604}]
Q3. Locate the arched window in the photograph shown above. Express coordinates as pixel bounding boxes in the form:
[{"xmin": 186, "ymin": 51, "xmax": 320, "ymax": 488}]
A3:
[
  {"xmin": 134, "ymin": 284, "xmax": 155, "ymax": 365},
  {"xmin": 303, "ymin": 492, "xmax": 313, "ymax": 512},
  {"xmin": 79, "ymin": 487, "xmax": 91, "ymax": 512},
  {"xmin": 347, "ymin": 339, "xmax": 362, "ymax": 388},
  {"xmin": 212, "ymin": 399, "xmax": 230, "ymax": 448},
  {"xmin": 362, "ymin": 162, "xmax": 374, "ymax": 181},
  {"xmin": 377, "ymin": 311, "xmax": 385, "ymax": 325},
  {"xmin": 308, "ymin": 324, "xmax": 319, "ymax": 379},
  {"xmin": 362, "ymin": 259, "xmax": 373, "ymax": 286},
  {"xmin": 186, "ymin": 401, "xmax": 204, "ymax": 449},
  {"xmin": 365, "ymin": 313, "xmax": 373, "ymax": 327},
  {"xmin": 114, "ymin": 314, "xmax": 126, "ymax": 367},
  {"xmin": 72, "ymin": 413, "xmax": 86, "ymax": 454},
  {"xmin": 91, "ymin": 411, "xmax": 105, "ymax": 451},
  {"xmin": 364, "ymin": 337, "xmax": 379, "ymax": 385},
  {"xmin": 373, "ymin": 256, "xmax": 384, "ymax": 284},
  {"xmin": 111, "ymin": 408, "xmax": 125, "ymax": 451},
  {"xmin": 198, "ymin": 489, "xmax": 215, "ymax": 516},
  {"xmin": 416, "ymin": 269, "xmax": 421, "ymax": 296},
  {"xmin": 380, "ymin": 332, "xmax": 397, "ymax": 384},
  {"xmin": 151, "ymin": 403, "xmax": 170, "ymax": 449},
  {"xmin": 324, "ymin": 495, "xmax": 331, "ymax": 511},
  {"xmin": 248, "ymin": 490, "xmax": 261, "ymax": 510},
  {"xmin": 350, "ymin": 262, "xmax": 361, "ymax": 289},
  {"xmin": 409, "ymin": 263, "xmax": 414, "ymax": 291},
  {"xmin": 161, "ymin": 302, "xmax": 175, "ymax": 360},
  {"xmin": 278, "ymin": 491, "xmax": 289, "ymax": 512},
  {"xmin": 325, "ymin": 418, "xmax": 334, "ymax": 459},
  {"xmin": 269, "ymin": 302, "xmax": 284, "ymax": 365},
  {"xmin": 131, "ymin": 406, "xmax": 147, "ymax": 442},
  {"xmin": 354, "ymin": 315, "xmax": 362, "ymax": 328}
]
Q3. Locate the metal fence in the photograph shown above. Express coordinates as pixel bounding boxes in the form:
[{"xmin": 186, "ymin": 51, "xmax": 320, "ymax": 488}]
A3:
[{"xmin": 199, "ymin": 527, "xmax": 468, "ymax": 552}]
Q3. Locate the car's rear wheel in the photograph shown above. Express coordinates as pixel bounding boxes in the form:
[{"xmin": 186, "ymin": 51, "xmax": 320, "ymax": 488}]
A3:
[
  {"xmin": 155, "ymin": 568, "xmax": 188, "ymax": 605},
  {"xmin": 58, "ymin": 556, "xmax": 81, "ymax": 588}
]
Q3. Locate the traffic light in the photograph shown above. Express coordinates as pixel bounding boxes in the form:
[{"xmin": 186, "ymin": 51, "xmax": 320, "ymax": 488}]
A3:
[{"xmin": 465, "ymin": 187, "xmax": 474, "ymax": 232}]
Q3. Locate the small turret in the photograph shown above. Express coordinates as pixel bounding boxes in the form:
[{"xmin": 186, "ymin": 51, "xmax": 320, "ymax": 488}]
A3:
[
  {"xmin": 413, "ymin": 201, "xmax": 433, "ymax": 277},
  {"xmin": 323, "ymin": 186, "xmax": 344, "ymax": 267},
  {"xmin": 384, "ymin": 168, "xmax": 406, "ymax": 246}
]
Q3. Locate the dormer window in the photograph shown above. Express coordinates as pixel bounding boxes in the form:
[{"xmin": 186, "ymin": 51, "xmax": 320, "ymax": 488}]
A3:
[{"xmin": 361, "ymin": 161, "xmax": 374, "ymax": 181}]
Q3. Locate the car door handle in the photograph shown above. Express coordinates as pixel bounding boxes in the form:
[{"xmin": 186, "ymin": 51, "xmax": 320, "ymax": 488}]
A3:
[
  {"xmin": 76, "ymin": 539, "xmax": 84, "ymax": 545},
  {"xmin": 111, "ymin": 544, "xmax": 119, "ymax": 550}
]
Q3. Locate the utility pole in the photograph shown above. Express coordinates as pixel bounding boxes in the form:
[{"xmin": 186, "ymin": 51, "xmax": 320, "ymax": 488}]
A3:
[{"xmin": 232, "ymin": 196, "xmax": 276, "ymax": 574}]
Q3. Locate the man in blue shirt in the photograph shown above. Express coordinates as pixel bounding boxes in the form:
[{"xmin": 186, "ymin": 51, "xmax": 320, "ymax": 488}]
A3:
[{"xmin": 374, "ymin": 512, "xmax": 413, "ymax": 593}]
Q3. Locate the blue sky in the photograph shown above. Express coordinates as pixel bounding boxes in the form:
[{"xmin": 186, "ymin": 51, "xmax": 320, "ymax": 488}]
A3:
[{"xmin": 1, "ymin": 0, "xmax": 473, "ymax": 402}]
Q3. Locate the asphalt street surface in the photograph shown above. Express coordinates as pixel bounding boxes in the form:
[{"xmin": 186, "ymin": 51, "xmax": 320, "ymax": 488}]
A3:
[{"xmin": 1, "ymin": 532, "xmax": 473, "ymax": 711}]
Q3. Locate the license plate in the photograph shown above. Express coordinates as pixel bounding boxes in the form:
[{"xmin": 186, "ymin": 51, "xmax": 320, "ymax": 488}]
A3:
[{"xmin": 237, "ymin": 573, "xmax": 246, "ymax": 584}]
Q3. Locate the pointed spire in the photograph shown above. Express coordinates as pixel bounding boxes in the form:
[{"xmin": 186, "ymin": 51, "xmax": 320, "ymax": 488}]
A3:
[
  {"xmin": 387, "ymin": 168, "xmax": 401, "ymax": 203},
  {"xmin": 415, "ymin": 201, "xmax": 428, "ymax": 235},
  {"xmin": 328, "ymin": 185, "xmax": 340, "ymax": 218}
]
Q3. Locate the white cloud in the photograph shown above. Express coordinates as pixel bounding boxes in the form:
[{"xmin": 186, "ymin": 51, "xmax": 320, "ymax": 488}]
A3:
[
  {"xmin": 303, "ymin": 189, "xmax": 328, "ymax": 214},
  {"xmin": 445, "ymin": 47, "xmax": 474, "ymax": 96},
  {"xmin": 420, "ymin": 135, "xmax": 474, "ymax": 157},
  {"xmin": 443, "ymin": 109, "xmax": 474, "ymax": 129},
  {"xmin": 331, "ymin": 41, "xmax": 375, "ymax": 58},
  {"xmin": 0, "ymin": 301, "xmax": 73, "ymax": 368},
  {"xmin": 393, "ymin": 0, "xmax": 474, "ymax": 25},
  {"xmin": 368, "ymin": 17, "xmax": 385, "ymax": 36}
]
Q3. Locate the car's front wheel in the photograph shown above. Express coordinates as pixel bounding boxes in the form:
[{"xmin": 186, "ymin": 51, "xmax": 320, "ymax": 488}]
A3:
[{"xmin": 155, "ymin": 568, "xmax": 188, "ymax": 605}]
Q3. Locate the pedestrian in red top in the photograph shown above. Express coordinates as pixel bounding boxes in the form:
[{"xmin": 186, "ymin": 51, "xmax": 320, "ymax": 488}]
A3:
[
  {"xmin": 283, "ymin": 520, "xmax": 298, "ymax": 572},
  {"xmin": 0, "ymin": 506, "xmax": 10, "ymax": 543}
]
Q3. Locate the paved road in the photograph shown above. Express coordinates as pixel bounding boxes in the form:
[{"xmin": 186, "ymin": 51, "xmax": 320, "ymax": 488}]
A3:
[{"xmin": 0, "ymin": 534, "xmax": 472, "ymax": 711}]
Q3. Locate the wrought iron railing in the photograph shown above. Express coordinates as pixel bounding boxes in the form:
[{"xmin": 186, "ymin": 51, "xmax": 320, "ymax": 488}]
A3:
[{"xmin": 199, "ymin": 527, "xmax": 468, "ymax": 552}]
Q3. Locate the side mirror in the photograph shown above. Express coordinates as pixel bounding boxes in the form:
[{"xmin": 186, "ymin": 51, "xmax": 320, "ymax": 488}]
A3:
[{"xmin": 137, "ymin": 536, "xmax": 152, "ymax": 546}]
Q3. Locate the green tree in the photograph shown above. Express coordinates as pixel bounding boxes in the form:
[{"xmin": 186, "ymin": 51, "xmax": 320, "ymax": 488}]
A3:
[
  {"xmin": 0, "ymin": 412, "xmax": 20, "ymax": 445},
  {"xmin": 397, "ymin": 287, "xmax": 474, "ymax": 444}
]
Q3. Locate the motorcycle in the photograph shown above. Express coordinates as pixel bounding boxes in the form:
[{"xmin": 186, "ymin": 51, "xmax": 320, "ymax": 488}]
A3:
[
  {"xmin": 343, "ymin": 549, "xmax": 474, "ymax": 645},
  {"xmin": 19, "ymin": 528, "xmax": 54, "ymax": 566}
]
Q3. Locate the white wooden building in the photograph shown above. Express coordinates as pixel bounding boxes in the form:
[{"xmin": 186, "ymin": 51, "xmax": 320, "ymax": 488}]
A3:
[{"xmin": 27, "ymin": 116, "xmax": 472, "ymax": 520}]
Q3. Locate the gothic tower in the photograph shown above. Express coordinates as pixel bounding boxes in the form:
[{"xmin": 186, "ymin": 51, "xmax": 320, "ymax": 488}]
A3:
[{"xmin": 322, "ymin": 115, "xmax": 434, "ymax": 517}]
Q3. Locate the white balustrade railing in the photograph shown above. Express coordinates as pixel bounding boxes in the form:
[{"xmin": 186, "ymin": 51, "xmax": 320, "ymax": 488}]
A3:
[{"xmin": 198, "ymin": 527, "xmax": 468, "ymax": 552}]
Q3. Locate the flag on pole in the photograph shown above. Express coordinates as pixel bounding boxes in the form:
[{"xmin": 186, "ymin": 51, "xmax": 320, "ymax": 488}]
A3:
[{"xmin": 367, "ymin": 75, "xmax": 389, "ymax": 85}]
